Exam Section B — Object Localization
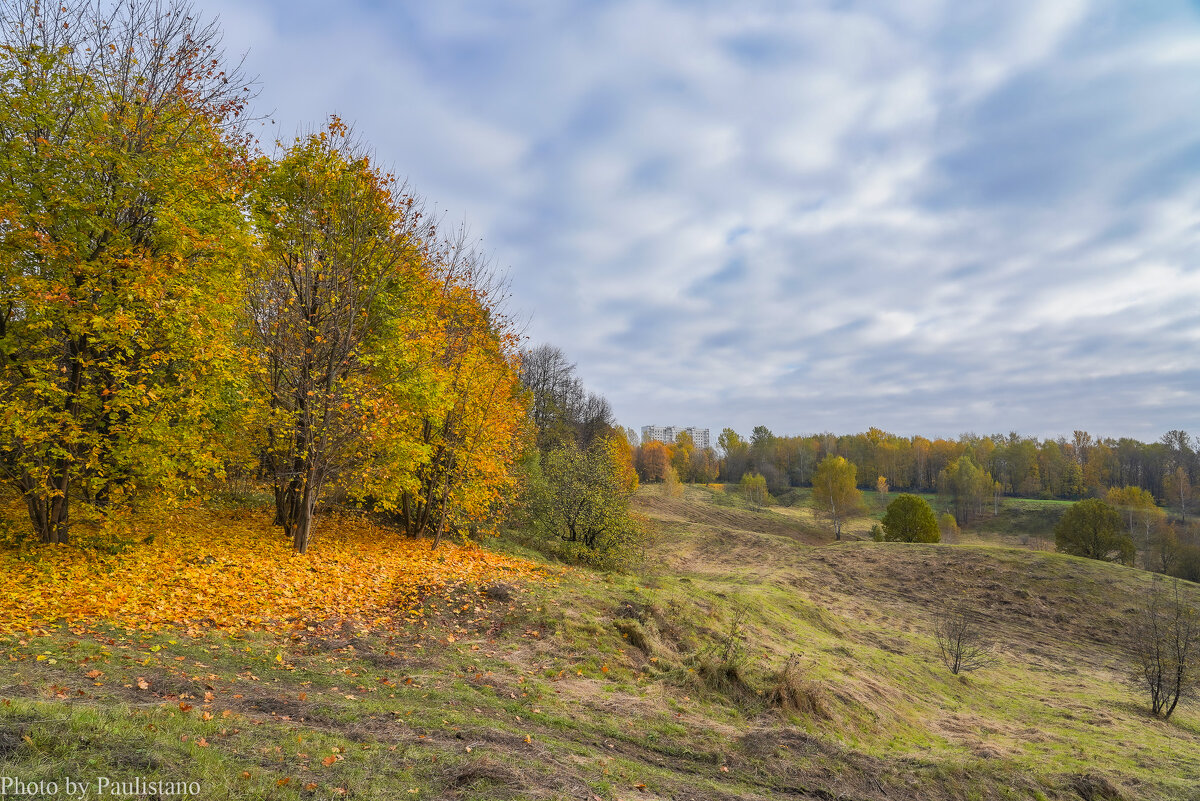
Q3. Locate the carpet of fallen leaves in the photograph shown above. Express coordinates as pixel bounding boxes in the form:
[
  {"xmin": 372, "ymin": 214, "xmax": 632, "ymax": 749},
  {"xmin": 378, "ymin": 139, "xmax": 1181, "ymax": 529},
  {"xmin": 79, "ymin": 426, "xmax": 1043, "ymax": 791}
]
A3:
[{"xmin": 0, "ymin": 503, "xmax": 548, "ymax": 635}]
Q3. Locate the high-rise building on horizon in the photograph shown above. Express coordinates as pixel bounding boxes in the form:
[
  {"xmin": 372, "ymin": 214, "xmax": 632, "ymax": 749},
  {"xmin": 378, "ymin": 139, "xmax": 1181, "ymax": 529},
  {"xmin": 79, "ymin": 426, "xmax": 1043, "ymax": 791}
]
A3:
[{"xmin": 641, "ymin": 425, "xmax": 710, "ymax": 450}]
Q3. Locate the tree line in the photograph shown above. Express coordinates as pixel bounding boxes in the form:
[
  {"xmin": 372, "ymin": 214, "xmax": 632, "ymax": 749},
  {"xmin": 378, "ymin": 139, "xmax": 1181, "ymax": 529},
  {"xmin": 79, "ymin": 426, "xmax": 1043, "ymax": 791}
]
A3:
[
  {"xmin": 638, "ymin": 425, "xmax": 1197, "ymax": 513},
  {"xmin": 0, "ymin": 0, "xmax": 526, "ymax": 552}
]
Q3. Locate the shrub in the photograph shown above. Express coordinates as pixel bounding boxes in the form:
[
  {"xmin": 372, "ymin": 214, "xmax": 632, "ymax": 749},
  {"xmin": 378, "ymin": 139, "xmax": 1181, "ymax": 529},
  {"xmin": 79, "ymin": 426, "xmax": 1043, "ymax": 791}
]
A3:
[
  {"xmin": 769, "ymin": 654, "xmax": 829, "ymax": 719},
  {"xmin": 881, "ymin": 494, "xmax": 940, "ymax": 543},
  {"xmin": 1055, "ymin": 498, "xmax": 1134, "ymax": 565},
  {"xmin": 775, "ymin": 488, "xmax": 803, "ymax": 508},
  {"xmin": 524, "ymin": 437, "xmax": 644, "ymax": 570},
  {"xmin": 1171, "ymin": 544, "xmax": 1200, "ymax": 582},
  {"xmin": 934, "ymin": 603, "xmax": 996, "ymax": 674},
  {"xmin": 689, "ymin": 603, "xmax": 758, "ymax": 707}
]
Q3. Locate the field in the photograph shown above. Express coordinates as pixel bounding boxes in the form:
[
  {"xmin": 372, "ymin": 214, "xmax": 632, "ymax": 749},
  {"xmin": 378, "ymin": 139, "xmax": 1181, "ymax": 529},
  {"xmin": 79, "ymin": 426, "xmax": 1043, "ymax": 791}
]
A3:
[
  {"xmin": 1, "ymin": 489, "xmax": 1198, "ymax": 800},
  {"xmin": 706, "ymin": 483, "xmax": 1072, "ymax": 548}
]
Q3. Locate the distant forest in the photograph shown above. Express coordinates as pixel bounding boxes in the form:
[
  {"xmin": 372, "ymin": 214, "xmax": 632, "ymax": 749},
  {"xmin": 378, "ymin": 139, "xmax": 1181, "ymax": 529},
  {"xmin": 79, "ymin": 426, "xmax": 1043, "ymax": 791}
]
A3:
[{"xmin": 635, "ymin": 427, "xmax": 1197, "ymax": 510}]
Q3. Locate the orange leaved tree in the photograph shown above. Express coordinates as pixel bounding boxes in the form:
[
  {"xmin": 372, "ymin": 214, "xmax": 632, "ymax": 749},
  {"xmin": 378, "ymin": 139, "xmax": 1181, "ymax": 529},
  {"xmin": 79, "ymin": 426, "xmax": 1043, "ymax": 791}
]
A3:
[{"xmin": 377, "ymin": 233, "xmax": 528, "ymax": 547}]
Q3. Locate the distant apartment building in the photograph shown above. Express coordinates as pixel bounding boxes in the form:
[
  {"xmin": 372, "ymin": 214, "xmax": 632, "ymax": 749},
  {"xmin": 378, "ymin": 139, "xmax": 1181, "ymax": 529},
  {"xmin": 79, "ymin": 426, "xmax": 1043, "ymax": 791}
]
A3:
[{"xmin": 641, "ymin": 425, "xmax": 711, "ymax": 450}]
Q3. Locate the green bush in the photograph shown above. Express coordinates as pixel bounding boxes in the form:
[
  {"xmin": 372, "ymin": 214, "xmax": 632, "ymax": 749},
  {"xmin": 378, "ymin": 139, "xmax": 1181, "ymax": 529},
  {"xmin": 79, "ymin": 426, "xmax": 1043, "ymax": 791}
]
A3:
[
  {"xmin": 1054, "ymin": 498, "xmax": 1134, "ymax": 565},
  {"xmin": 521, "ymin": 439, "xmax": 644, "ymax": 570},
  {"xmin": 881, "ymin": 494, "xmax": 940, "ymax": 543}
]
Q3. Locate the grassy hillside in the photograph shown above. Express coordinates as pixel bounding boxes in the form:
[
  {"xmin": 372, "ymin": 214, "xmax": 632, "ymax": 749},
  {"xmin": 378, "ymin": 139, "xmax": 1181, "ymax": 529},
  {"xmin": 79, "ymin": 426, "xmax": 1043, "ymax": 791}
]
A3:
[{"xmin": 1, "ymin": 490, "xmax": 1198, "ymax": 800}]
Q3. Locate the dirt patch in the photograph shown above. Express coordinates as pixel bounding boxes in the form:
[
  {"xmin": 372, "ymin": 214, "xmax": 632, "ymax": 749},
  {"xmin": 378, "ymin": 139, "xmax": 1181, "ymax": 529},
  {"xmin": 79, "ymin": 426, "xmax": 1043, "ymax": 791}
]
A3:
[
  {"xmin": 443, "ymin": 756, "xmax": 524, "ymax": 795},
  {"xmin": 108, "ymin": 744, "xmax": 162, "ymax": 772},
  {"xmin": 0, "ymin": 717, "xmax": 30, "ymax": 758},
  {"xmin": 1070, "ymin": 772, "xmax": 1126, "ymax": 801}
]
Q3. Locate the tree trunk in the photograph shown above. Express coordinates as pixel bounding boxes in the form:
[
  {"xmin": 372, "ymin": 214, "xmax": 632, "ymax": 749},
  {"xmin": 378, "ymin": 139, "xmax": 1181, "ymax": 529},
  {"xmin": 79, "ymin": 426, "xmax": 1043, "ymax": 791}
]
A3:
[
  {"xmin": 21, "ymin": 467, "xmax": 70, "ymax": 544},
  {"xmin": 293, "ymin": 483, "xmax": 315, "ymax": 554},
  {"xmin": 273, "ymin": 483, "xmax": 288, "ymax": 527}
]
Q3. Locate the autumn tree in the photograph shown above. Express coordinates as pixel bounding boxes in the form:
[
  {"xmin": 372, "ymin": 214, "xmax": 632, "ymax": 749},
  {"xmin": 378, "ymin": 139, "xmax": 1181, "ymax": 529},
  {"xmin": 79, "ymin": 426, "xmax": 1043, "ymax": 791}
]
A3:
[
  {"xmin": 662, "ymin": 464, "xmax": 684, "ymax": 498},
  {"xmin": 689, "ymin": 447, "xmax": 719, "ymax": 484},
  {"xmin": 672, "ymin": 430, "xmax": 695, "ymax": 482},
  {"xmin": 717, "ymin": 428, "xmax": 749, "ymax": 483},
  {"xmin": 811, "ymin": 455, "xmax": 861, "ymax": 540},
  {"xmin": 749, "ymin": 425, "xmax": 776, "ymax": 475},
  {"xmin": 1161, "ymin": 430, "xmax": 1194, "ymax": 511},
  {"xmin": 1164, "ymin": 466, "xmax": 1193, "ymax": 516},
  {"xmin": 739, "ymin": 472, "xmax": 768, "ymax": 509},
  {"xmin": 1152, "ymin": 523, "xmax": 1183, "ymax": 576},
  {"xmin": 0, "ymin": 0, "xmax": 253, "ymax": 542},
  {"xmin": 248, "ymin": 121, "xmax": 431, "ymax": 553},
  {"xmin": 636, "ymin": 440, "xmax": 671, "ymax": 483},
  {"xmin": 881, "ymin": 494, "xmax": 939, "ymax": 543},
  {"xmin": 387, "ymin": 235, "xmax": 527, "ymax": 547},
  {"xmin": 938, "ymin": 512, "xmax": 960, "ymax": 542},
  {"xmin": 1054, "ymin": 498, "xmax": 1134, "ymax": 566}
]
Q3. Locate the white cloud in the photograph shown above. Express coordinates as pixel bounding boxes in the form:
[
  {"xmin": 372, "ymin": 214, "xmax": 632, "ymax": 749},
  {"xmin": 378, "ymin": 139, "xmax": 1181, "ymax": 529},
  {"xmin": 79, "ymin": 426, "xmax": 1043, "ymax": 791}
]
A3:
[{"xmin": 200, "ymin": 0, "xmax": 1200, "ymax": 439}]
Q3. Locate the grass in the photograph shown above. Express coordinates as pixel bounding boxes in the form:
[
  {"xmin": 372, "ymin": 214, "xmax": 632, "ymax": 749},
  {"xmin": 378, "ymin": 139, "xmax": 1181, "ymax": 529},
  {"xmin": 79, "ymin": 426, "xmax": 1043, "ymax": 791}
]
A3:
[
  {"xmin": 1, "ymin": 488, "xmax": 1199, "ymax": 799},
  {"xmin": 697, "ymin": 481, "xmax": 1075, "ymax": 547}
]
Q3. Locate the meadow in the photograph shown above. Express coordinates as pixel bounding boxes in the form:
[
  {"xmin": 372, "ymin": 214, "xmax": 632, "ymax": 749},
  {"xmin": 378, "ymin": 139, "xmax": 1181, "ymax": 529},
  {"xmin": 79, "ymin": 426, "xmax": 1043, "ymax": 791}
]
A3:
[{"xmin": 1, "ymin": 487, "xmax": 1197, "ymax": 800}]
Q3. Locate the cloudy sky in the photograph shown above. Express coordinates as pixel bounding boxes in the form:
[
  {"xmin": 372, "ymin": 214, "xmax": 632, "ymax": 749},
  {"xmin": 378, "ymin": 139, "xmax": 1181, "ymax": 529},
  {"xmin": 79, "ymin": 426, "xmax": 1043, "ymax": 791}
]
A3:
[{"xmin": 206, "ymin": 0, "xmax": 1200, "ymax": 441}]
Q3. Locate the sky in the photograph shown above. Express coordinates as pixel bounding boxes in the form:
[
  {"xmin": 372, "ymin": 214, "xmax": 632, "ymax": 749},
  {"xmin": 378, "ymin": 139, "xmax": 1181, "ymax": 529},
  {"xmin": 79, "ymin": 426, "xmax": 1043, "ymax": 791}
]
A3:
[{"xmin": 204, "ymin": 0, "xmax": 1200, "ymax": 442}]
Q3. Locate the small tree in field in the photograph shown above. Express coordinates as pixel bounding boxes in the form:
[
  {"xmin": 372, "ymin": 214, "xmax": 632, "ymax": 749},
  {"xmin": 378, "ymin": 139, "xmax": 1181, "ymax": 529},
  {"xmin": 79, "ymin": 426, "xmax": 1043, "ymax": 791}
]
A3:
[
  {"xmin": 1128, "ymin": 577, "xmax": 1199, "ymax": 720},
  {"xmin": 663, "ymin": 465, "xmax": 684, "ymax": 498},
  {"xmin": 881, "ymin": 494, "xmax": 940, "ymax": 543},
  {"xmin": 938, "ymin": 512, "xmax": 960, "ymax": 542},
  {"xmin": 739, "ymin": 472, "xmax": 768, "ymax": 509},
  {"xmin": 1055, "ymin": 498, "xmax": 1134, "ymax": 566},
  {"xmin": 811, "ymin": 455, "xmax": 861, "ymax": 540},
  {"xmin": 934, "ymin": 603, "xmax": 996, "ymax": 675}
]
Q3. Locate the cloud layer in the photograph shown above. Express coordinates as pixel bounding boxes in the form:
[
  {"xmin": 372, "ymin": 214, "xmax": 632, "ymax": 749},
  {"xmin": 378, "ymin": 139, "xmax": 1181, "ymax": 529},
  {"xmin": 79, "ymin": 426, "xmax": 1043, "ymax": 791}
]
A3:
[{"xmin": 207, "ymin": 0, "xmax": 1200, "ymax": 439}]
